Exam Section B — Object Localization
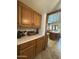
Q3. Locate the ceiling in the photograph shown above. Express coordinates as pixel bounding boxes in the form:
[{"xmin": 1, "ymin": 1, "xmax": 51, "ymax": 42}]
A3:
[{"xmin": 18, "ymin": 0, "xmax": 60, "ymax": 14}]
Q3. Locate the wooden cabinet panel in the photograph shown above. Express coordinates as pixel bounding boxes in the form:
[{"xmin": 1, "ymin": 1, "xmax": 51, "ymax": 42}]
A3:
[
  {"xmin": 17, "ymin": 40, "xmax": 36, "ymax": 59},
  {"xmin": 44, "ymin": 34, "xmax": 48, "ymax": 49},
  {"xmin": 19, "ymin": 40, "xmax": 35, "ymax": 50},
  {"xmin": 40, "ymin": 36, "xmax": 48, "ymax": 50},
  {"xmin": 17, "ymin": 36, "xmax": 48, "ymax": 59},
  {"xmin": 36, "ymin": 37, "xmax": 45, "ymax": 55},
  {"xmin": 17, "ymin": 2, "xmax": 21, "ymax": 27},
  {"xmin": 17, "ymin": 1, "xmax": 41, "ymax": 28},
  {"xmin": 21, "ymin": 6, "xmax": 33, "ymax": 28},
  {"xmin": 33, "ymin": 12, "xmax": 41, "ymax": 28},
  {"xmin": 17, "ymin": 4, "xmax": 19, "ymax": 27},
  {"xmin": 36, "ymin": 41, "xmax": 43, "ymax": 55},
  {"xmin": 20, "ymin": 45, "xmax": 35, "ymax": 59},
  {"xmin": 17, "ymin": 1, "xmax": 33, "ymax": 28}
]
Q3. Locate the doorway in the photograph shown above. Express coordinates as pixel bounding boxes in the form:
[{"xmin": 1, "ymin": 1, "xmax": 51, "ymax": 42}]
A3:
[{"xmin": 46, "ymin": 10, "xmax": 61, "ymax": 57}]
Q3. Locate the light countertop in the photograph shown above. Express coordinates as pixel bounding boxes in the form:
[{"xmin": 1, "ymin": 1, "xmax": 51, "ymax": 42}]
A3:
[{"xmin": 17, "ymin": 34, "xmax": 44, "ymax": 45}]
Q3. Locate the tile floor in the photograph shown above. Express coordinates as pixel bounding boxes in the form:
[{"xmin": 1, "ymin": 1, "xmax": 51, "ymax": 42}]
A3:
[{"xmin": 34, "ymin": 39, "xmax": 61, "ymax": 59}]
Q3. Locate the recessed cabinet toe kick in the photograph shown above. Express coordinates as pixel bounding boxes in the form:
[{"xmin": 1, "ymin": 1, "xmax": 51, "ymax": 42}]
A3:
[{"xmin": 17, "ymin": 36, "xmax": 48, "ymax": 59}]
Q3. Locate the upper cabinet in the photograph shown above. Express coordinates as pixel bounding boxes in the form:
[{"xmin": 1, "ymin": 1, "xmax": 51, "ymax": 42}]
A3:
[
  {"xmin": 33, "ymin": 12, "xmax": 41, "ymax": 28},
  {"xmin": 17, "ymin": 1, "xmax": 41, "ymax": 28},
  {"xmin": 21, "ymin": 6, "xmax": 33, "ymax": 28},
  {"xmin": 17, "ymin": 2, "xmax": 22, "ymax": 28}
]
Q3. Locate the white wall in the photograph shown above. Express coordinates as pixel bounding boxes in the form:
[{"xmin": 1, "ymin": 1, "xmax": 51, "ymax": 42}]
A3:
[{"xmin": 39, "ymin": 13, "xmax": 46, "ymax": 35}]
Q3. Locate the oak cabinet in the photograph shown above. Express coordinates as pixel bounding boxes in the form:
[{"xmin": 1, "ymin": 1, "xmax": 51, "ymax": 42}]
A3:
[
  {"xmin": 41, "ymin": 35, "xmax": 48, "ymax": 50},
  {"xmin": 33, "ymin": 12, "xmax": 41, "ymax": 28},
  {"xmin": 17, "ymin": 46, "xmax": 35, "ymax": 59},
  {"xmin": 35, "ymin": 36, "xmax": 47, "ymax": 55},
  {"xmin": 44, "ymin": 34, "xmax": 48, "ymax": 49},
  {"xmin": 17, "ymin": 1, "xmax": 41, "ymax": 28},
  {"xmin": 36, "ymin": 38, "xmax": 43, "ymax": 55},
  {"xmin": 21, "ymin": 6, "xmax": 33, "ymax": 28},
  {"xmin": 17, "ymin": 3, "xmax": 21, "ymax": 27},
  {"xmin": 20, "ymin": 45, "xmax": 35, "ymax": 59},
  {"xmin": 17, "ymin": 36, "xmax": 48, "ymax": 59},
  {"xmin": 17, "ymin": 40, "xmax": 36, "ymax": 59}
]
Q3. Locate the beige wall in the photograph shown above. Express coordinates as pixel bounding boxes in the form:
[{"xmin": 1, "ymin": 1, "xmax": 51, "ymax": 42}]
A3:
[{"xmin": 39, "ymin": 13, "xmax": 46, "ymax": 35}]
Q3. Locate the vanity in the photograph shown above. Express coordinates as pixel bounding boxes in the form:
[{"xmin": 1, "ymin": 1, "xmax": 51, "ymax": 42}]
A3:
[{"xmin": 17, "ymin": 34, "xmax": 48, "ymax": 59}]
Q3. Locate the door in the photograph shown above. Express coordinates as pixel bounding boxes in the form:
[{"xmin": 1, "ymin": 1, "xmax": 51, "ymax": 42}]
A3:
[
  {"xmin": 20, "ymin": 45, "xmax": 35, "ymax": 59},
  {"xmin": 36, "ymin": 38, "xmax": 43, "ymax": 55},
  {"xmin": 21, "ymin": 6, "xmax": 33, "ymax": 28},
  {"xmin": 44, "ymin": 34, "xmax": 48, "ymax": 49},
  {"xmin": 17, "ymin": 2, "xmax": 22, "ymax": 27},
  {"xmin": 33, "ymin": 12, "xmax": 41, "ymax": 28}
]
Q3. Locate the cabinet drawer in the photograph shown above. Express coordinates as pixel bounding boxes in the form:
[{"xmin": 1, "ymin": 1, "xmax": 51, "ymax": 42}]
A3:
[
  {"xmin": 19, "ymin": 40, "xmax": 35, "ymax": 50},
  {"xmin": 20, "ymin": 45, "xmax": 35, "ymax": 59},
  {"xmin": 36, "ymin": 37, "xmax": 44, "ymax": 43}
]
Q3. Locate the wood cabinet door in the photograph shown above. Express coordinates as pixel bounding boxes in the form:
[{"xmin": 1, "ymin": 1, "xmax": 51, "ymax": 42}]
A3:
[
  {"xmin": 17, "ymin": 3, "xmax": 19, "ymax": 27},
  {"xmin": 21, "ymin": 6, "xmax": 33, "ymax": 28},
  {"xmin": 44, "ymin": 35, "xmax": 48, "ymax": 49},
  {"xmin": 17, "ymin": 1, "xmax": 41, "ymax": 28},
  {"xmin": 17, "ymin": 3, "xmax": 22, "ymax": 28},
  {"xmin": 20, "ymin": 45, "xmax": 35, "ymax": 59},
  {"xmin": 36, "ymin": 42, "xmax": 42, "ymax": 55},
  {"xmin": 36, "ymin": 37, "xmax": 44, "ymax": 55},
  {"xmin": 42, "ymin": 37, "xmax": 46, "ymax": 50},
  {"xmin": 33, "ymin": 12, "xmax": 41, "ymax": 28}
]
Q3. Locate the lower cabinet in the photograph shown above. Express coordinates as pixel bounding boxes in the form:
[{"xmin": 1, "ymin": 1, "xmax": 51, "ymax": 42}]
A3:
[
  {"xmin": 20, "ymin": 45, "xmax": 35, "ymax": 59},
  {"xmin": 44, "ymin": 34, "xmax": 48, "ymax": 49},
  {"xmin": 36, "ymin": 37, "xmax": 44, "ymax": 55},
  {"xmin": 17, "ymin": 36, "xmax": 48, "ymax": 59}
]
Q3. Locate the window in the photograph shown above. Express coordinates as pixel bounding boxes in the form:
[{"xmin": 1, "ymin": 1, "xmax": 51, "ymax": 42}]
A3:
[
  {"xmin": 48, "ymin": 12, "xmax": 61, "ymax": 24},
  {"xmin": 47, "ymin": 10, "xmax": 61, "ymax": 31}
]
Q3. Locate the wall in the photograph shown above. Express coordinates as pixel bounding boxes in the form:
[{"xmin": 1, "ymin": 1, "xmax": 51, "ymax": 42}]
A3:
[
  {"xmin": 39, "ymin": 13, "xmax": 46, "ymax": 35},
  {"xmin": 49, "ymin": 0, "xmax": 61, "ymax": 13}
]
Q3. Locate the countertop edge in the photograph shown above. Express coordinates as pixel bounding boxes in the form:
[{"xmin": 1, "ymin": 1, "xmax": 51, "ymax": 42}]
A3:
[{"xmin": 17, "ymin": 34, "xmax": 45, "ymax": 45}]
